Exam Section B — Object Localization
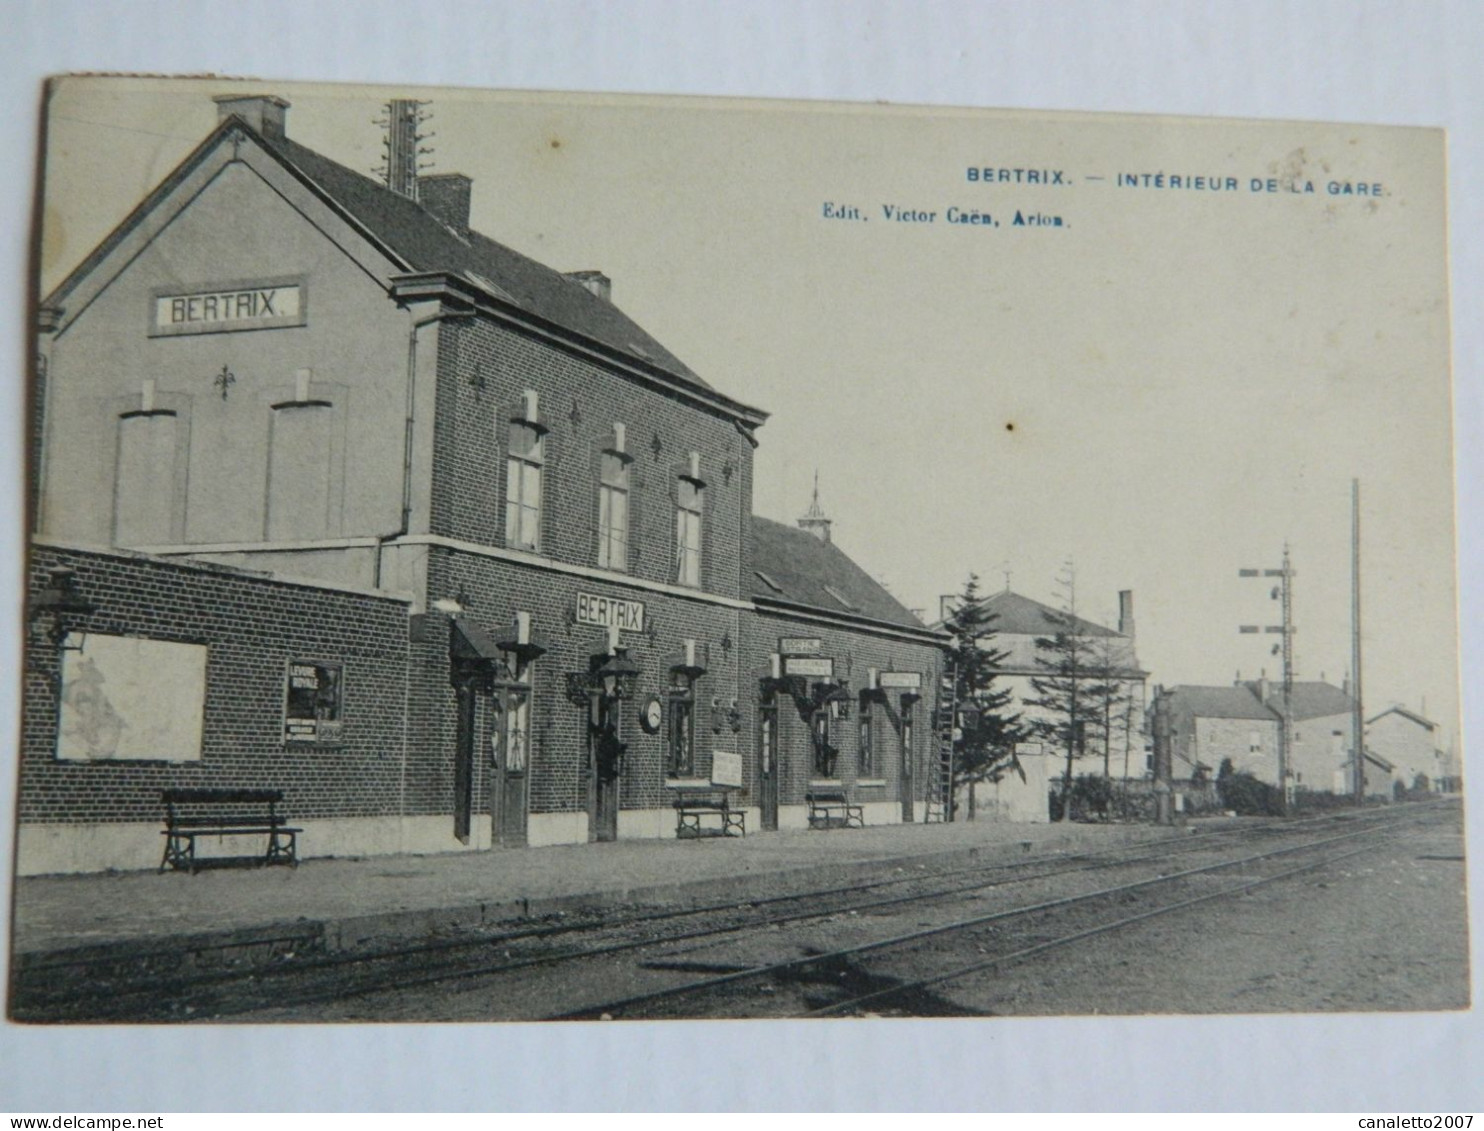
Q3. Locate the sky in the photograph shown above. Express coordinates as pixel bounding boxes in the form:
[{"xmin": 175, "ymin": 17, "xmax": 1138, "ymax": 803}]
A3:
[{"xmin": 38, "ymin": 77, "xmax": 1462, "ymax": 740}]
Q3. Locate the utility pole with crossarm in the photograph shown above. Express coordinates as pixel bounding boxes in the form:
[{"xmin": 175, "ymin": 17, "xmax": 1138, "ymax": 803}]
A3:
[{"xmin": 1240, "ymin": 546, "xmax": 1296, "ymax": 814}]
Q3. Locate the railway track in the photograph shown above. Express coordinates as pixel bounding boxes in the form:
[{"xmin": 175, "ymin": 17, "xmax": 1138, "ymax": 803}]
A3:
[
  {"xmin": 559, "ymin": 804, "xmax": 1446, "ymax": 1020},
  {"xmin": 10, "ymin": 801, "xmax": 1445, "ymax": 1022}
]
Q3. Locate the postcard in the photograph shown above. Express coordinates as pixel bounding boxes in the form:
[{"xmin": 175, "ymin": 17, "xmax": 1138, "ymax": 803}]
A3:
[{"xmin": 10, "ymin": 76, "xmax": 1465, "ymax": 1024}]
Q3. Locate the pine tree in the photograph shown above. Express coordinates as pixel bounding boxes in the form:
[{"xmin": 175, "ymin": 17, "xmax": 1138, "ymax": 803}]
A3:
[
  {"xmin": 1024, "ymin": 565, "xmax": 1112, "ymax": 821},
  {"xmin": 941, "ymin": 573, "xmax": 1022, "ymax": 810}
]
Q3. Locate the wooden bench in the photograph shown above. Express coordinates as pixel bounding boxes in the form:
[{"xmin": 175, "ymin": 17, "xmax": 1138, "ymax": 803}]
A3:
[
  {"xmin": 806, "ymin": 787, "xmax": 864, "ymax": 830},
  {"xmin": 160, "ymin": 788, "xmax": 300, "ymax": 874},
  {"xmin": 672, "ymin": 788, "xmax": 746, "ymax": 839}
]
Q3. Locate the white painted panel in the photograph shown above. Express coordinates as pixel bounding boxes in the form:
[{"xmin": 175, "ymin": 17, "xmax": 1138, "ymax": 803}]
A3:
[{"xmin": 57, "ymin": 633, "xmax": 206, "ymax": 761}]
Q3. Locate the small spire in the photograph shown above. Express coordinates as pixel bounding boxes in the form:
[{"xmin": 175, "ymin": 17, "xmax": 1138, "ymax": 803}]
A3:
[{"xmin": 797, "ymin": 471, "xmax": 833, "ymax": 543}]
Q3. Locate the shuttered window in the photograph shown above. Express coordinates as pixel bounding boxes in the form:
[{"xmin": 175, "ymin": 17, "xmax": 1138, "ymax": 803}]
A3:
[{"xmin": 114, "ymin": 411, "xmax": 178, "ymax": 545}]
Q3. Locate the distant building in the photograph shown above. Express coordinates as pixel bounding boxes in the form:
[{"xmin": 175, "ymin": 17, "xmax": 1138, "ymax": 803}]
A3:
[
  {"xmin": 1164, "ymin": 678, "xmax": 1373, "ymax": 795},
  {"xmin": 932, "ymin": 587, "xmax": 1147, "ymax": 780},
  {"xmin": 1366, "ymin": 706, "xmax": 1447, "ymax": 792}
]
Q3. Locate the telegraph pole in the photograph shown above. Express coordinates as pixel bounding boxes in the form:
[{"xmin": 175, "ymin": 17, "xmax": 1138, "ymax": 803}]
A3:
[
  {"xmin": 1240, "ymin": 548, "xmax": 1296, "ymax": 814},
  {"xmin": 1351, "ymin": 479, "xmax": 1366, "ymax": 804}
]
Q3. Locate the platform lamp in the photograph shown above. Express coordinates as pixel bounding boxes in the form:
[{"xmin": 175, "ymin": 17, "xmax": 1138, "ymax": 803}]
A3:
[
  {"xmin": 821, "ymin": 681, "xmax": 853, "ymax": 721},
  {"xmin": 31, "ymin": 567, "xmax": 96, "ymax": 652},
  {"xmin": 596, "ymin": 625, "xmax": 641, "ymax": 702}
]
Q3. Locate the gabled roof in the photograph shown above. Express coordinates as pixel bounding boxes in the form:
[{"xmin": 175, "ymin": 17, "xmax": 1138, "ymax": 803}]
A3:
[
  {"xmin": 265, "ymin": 134, "xmax": 719, "ymax": 393},
  {"xmin": 934, "ymin": 589, "xmax": 1121, "ymax": 639},
  {"xmin": 1248, "ymin": 681, "xmax": 1356, "ymax": 721},
  {"xmin": 1367, "ymin": 705, "xmax": 1438, "ymax": 730},
  {"xmin": 1168, "ymin": 685, "xmax": 1275, "ymax": 722},
  {"xmin": 1168, "ymin": 680, "xmax": 1357, "ymax": 725},
  {"xmin": 750, "ymin": 517, "xmax": 929, "ymax": 632},
  {"xmin": 44, "ymin": 113, "xmax": 766, "ymax": 424}
]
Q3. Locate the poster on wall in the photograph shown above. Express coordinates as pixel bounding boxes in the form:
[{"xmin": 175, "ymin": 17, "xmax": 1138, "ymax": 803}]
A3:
[
  {"xmin": 283, "ymin": 660, "xmax": 344, "ymax": 743},
  {"xmin": 56, "ymin": 633, "xmax": 206, "ymax": 761}
]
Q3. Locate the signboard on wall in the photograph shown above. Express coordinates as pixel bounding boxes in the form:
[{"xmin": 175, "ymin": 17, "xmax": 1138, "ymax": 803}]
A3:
[
  {"xmin": 575, "ymin": 592, "xmax": 646, "ymax": 633},
  {"xmin": 284, "ymin": 660, "xmax": 344, "ymax": 743},
  {"xmin": 711, "ymin": 751, "xmax": 743, "ymax": 787},
  {"xmin": 784, "ymin": 656, "xmax": 834, "ymax": 678},
  {"xmin": 879, "ymin": 671, "xmax": 922, "ymax": 690},
  {"xmin": 151, "ymin": 279, "xmax": 306, "ymax": 337},
  {"xmin": 778, "ymin": 637, "xmax": 823, "ymax": 655},
  {"xmin": 57, "ymin": 633, "xmax": 207, "ymax": 761}
]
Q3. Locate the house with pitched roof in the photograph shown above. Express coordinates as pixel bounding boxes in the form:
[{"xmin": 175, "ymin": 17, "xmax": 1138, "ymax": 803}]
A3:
[
  {"xmin": 1366, "ymin": 706, "xmax": 1446, "ymax": 792},
  {"xmin": 21, "ymin": 90, "xmax": 943, "ymax": 873},
  {"xmin": 1164, "ymin": 678, "xmax": 1372, "ymax": 795},
  {"xmin": 744, "ymin": 490, "xmax": 944, "ymax": 828},
  {"xmin": 932, "ymin": 587, "xmax": 1148, "ymax": 783}
]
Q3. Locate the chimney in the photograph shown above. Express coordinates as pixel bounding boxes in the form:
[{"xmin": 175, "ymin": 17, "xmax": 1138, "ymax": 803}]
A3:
[
  {"xmin": 418, "ymin": 173, "xmax": 472, "ymax": 236},
  {"xmin": 1118, "ymin": 590, "xmax": 1135, "ymax": 639},
  {"xmin": 565, "ymin": 270, "xmax": 612, "ymax": 303},
  {"xmin": 213, "ymin": 94, "xmax": 289, "ymax": 140},
  {"xmin": 1257, "ymin": 674, "xmax": 1270, "ymax": 704}
]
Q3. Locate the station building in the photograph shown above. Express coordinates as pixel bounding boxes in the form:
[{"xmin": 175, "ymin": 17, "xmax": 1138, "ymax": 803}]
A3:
[{"xmin": 20, "ymin": 93, "xmax": 943, "ymax": 873}]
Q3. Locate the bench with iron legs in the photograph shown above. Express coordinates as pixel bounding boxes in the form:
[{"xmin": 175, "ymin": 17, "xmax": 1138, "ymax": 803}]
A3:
[
  {"xmin": 806, "ymin": 787, "xmax": 864, "ymax": 829},
  {"xmin": 160, "ymin": 788, "xmax": 300, "ymax": 874},
  {"xmin": 672, "ymin": 788, "xmax": 746, "ymax": 839}
]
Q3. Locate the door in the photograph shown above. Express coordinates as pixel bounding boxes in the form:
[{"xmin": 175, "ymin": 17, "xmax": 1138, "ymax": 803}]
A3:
[
  {"xmin": 590, "ymin": 694, "xmax": 622, "ymax": 842},
  {"xmin": 453, "ymin": 674, "xmax": 478, "ymax": 843},
  {"xmin": 758, "ymin": 702, "xmax": 779, "ymax": 831},
  {"xmin": 900, "ymin": 707, "xmax": 915, "ymax": 823},
  {"xmin": 493, "ymin": 686, "xmax": 530, "ymax": 847}
]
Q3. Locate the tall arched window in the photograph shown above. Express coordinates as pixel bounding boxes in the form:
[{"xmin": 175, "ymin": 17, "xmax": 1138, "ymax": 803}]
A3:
[
  {"xmin": 505, "ymin": 420, "xmax": 544, "ymax": 551},
  {"xmin": 675, "ymin": 476, "xmax": 703, "ymax": 586},
  {"xmin": 266, "ymin": 400, "xmax": 335, "ymax": 540},
  {"xmin": 113, "ymin": 409, "xmax": 179, "ymax": 545}
]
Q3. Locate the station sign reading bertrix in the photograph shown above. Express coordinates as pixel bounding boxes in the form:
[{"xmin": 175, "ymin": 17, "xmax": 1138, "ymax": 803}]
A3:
[
  {"xmin": 878, "ymin": 672, "xmax": 922, "ymax": 690},
  {"xmin": 151, "ymin": 279, "xmax": 306, "ymax": 337},
  {"xmin": 575, "ymin": 592, "xmax": 646, "ymax": 632}
]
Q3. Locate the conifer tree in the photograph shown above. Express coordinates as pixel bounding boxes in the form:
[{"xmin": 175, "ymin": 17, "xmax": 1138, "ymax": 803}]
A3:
[
  {"xmin": 941, "ymin": 573, "xmax": 1022, "ymax": 809},
  {"xmin": 1025, "ymin": 564, "xmax": 1112, "ymax": 820}
]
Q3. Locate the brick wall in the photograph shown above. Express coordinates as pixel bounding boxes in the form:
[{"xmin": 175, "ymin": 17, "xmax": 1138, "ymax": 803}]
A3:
[
  {"xmin": 19, "ymin": 543, "xmax": 412, "ymax": 826},
  {"xmin": 420, "ymin": 544, "xmax": 747, "ymax": 821},
  {"xmin": 743, "ymin": 608, "xmax": 942, "ymax": 809},
  {"xmin": 431, "ymin": 317, "xmax": 751, "ymax": 602}
]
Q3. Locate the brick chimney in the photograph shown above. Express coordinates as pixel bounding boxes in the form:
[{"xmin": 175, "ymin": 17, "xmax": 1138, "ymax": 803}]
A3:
[
  {"xmin": 418, "ymin": 173, "xmax": 472, "ymax": 236},
  {"xmin": 1118, "ymin": 590, "xmax": 1135, "ymax": 640},
  {"xmin": 213, "ymin": 94, "xmax": 289, "ymax": 140},
  {"xmin": 565, "ymin": 270, "xmax": 612, "ymax": 303}
]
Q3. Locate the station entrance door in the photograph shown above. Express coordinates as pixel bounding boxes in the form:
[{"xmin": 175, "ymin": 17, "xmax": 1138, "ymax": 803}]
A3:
[{"xmin": 758, "ymin": 703, "xmax": 779, "ymax": 831}]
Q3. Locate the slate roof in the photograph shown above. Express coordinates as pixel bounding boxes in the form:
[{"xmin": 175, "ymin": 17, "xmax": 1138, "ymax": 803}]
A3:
[
  {"xmin": 1367, "ymin": 705, "xmax": 1438, "ymax": 730},
  {"xmin": 1166, "ymin": 685, "xmax": 1275, "ymax": 722},
  {"xmin": 47, "ymin": 114, "xmax": 764, "ymax": 420},
  {"xmin": 1168, "ymin": 680, "xmax": 1357, "ymax": 724},
  {"xmin": 932, "ymin": 590, "xmax": 1121, "ymax": 639},
  {"xmin": 264, "ymin": 134, "xmax": 718, "ymax": 393},
  {"xmin": 1244, "ymin": 680, "xmax": 1356, "ymax": 721},
  {"xmin": 750, "ymin": 517, "xmax": 930, "ymax": 632}
]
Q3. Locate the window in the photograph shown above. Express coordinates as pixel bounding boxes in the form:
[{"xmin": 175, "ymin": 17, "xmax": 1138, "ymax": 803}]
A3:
[
  {"xmin": 668, "ymin": 688, "xmax": 695, "ymax": 777},
  {"xmin": 267, "ymin": 401, "xmax": 335, "ymax": 540},
  {"xmin": 759, "ymin": 703, "xmax": 777, "ymax": 777},
  {"xmin": 1249, "ymin": 731, "xmax": 1262, "ymax": 754},
  {"xmin": 812, "ymin": 710, "xmax": 837, "ymax": 778},
  {"xmin": 504, "ymin": 685, "xmax": 530, "ymax": 773},
  {"xmin": 901, "ymin": 710, "xmax": 914, "ymax": 777},
  {"xmin": 675, "ymin": 476, "xmax": 703, "ymax": 586},
  {"xmin": 859, "ymin": 703, "xmax": 875, "ymax": 777},
  {"xmin": 114, "ymin": 411, "xmax": 178, "ymax": 545},
  {"xmin": 505, "ymin": 420, "xmax": 544, "ymax": 550},
  {"xmin": 597, "ymin": 451, "xmax": 630, "ymax": 570}
]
